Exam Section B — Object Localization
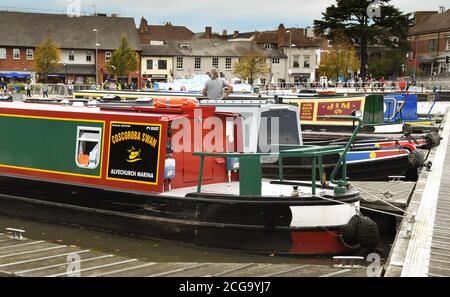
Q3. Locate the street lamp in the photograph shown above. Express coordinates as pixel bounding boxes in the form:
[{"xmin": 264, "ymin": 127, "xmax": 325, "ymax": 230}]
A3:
[
  {"xmin": 286, "ymin": 30, "xmax": 296, "ymax": 85},
  {"xmin": 286, "ymin": 30, "xmax": 292, "ymax": 84},
  {"xmin": 63, "ymin": 63, "xmax": 67, "ymax": 84},
  {"xmin": 93, "ymin": 28, "xmax": 100, "ymax": 86}
]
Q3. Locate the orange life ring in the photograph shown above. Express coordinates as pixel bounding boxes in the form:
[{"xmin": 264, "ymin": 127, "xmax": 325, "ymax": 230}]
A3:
[
  {"xmin": 318, "ymin": 91, "xmax": 336, "ymax": 96},
  {"xmin": 153, "ymin": 97, "xmax": 199, "ymax": 108}
]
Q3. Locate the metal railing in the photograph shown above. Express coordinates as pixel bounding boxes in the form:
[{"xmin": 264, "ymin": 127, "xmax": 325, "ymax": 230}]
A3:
[
  {"xmin": 259, "ymin": 81, "xmax": 419, "ymax": 93},
  {"xmin": 27, "ymin": 84, "xmax": 101, "ymax": 97}
]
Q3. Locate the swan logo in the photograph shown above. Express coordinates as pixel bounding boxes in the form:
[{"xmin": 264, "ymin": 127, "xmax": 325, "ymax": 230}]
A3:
[{"xmin": 126, "ymin": 147, "xmax": 143, "ymax": 163}]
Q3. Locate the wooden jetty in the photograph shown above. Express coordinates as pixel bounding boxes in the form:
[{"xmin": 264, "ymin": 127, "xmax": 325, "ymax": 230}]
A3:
[
  {"xmin": 355, "ymin": 181, "xmax": 415, "ymax": 214},
  {"xmin": 385, "ymin": 108, "xmax": 450, "ymax": 277},
  {"xmin": 0, "ymin": 232, "xmax": 371, "ymax": 277}
]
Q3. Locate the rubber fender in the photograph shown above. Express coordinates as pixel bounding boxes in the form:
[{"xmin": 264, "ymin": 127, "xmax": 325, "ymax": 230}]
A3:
[
  {"xmin": 425, "ymin": 131, "xmax": 441, "ymax": 149},
  {"xmin": 408, "ymin": 149, "xmax": 425, "ymax": 169},
  {"xmin": 403, "ymin": 124, "xmax": 413, "ymax": 134},
  {"xmin": 357, "ymin": 216, "xmax": 380, "ymax": 250},
  {"xmin": 340, "ymin": 215, "xmax": 360, "ymax": 247}
]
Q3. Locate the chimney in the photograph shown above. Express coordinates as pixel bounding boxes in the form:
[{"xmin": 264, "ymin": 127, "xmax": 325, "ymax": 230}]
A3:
[
  {"xmin": 222, "ymin": 30, "xmax": 228, "ymax": 36},
  {"xmin": 234, "ymin": 30, "xmax": 239, "ymax": 37},
  {"xmin": 277, "ymin": 24, "xmax": 286, "ymax": 48},
  {"xmin": 205, "ymin": 26, "xmax": 212, "ymax": 37},
  {"xmin": 139, "ymin": 17, "xmax": 148, "ymax": 33},
  {"xmin": 439, "ymin": 6, "xmax": 445, "ymax": 13}
]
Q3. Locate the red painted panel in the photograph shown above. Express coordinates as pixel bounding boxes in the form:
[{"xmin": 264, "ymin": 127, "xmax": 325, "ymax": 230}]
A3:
[
  {"xmin": 290, "ymin": 231, "xmax": 351, "ymax": 254},
  {"xmin": 317, "ymin": 100, "xmax": 362, "ymax": 121}
]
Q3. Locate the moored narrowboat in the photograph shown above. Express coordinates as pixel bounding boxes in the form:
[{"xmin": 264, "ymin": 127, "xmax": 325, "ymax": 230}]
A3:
[
  {"xmin": 200, "ymin": 99, "xmax": 428, "ymax": 181},
  {"xmin": 0, "ymin": 100, "xmax": 379, "ymax": 255}
]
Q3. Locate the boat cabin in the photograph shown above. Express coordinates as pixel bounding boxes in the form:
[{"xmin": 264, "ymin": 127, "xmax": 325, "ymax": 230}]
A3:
[
  {"xmin": 0, "ymin": 101, "xmax": 240, "ymax": 194},
  {"xmin": 200, "ymin": 100, "xmax": 302, "ymax": 154}
]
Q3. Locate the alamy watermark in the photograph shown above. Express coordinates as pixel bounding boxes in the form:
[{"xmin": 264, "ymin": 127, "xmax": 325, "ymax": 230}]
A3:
[
  {"xmin": 367, "ymin": 0, "xmax": 382, "ymax": 20},
  {"xmin": 170, "ymin": 109, "xmax": 280, "ymax": 154},
  {"xmin": 66, "ymin": 253, "xmax": 81, "ymax": 277},
  {"xmin": 367, "ymin": 253, "xmax": 382, "ymax": 277},
  {"xmin": 66, "ymin": 0, "xmax": 81, "ymax": 17}
]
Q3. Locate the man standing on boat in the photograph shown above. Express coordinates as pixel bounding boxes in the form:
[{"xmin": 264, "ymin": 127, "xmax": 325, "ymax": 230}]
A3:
[{"xmin": 202, "ymin": 68, "xmax": 233, "ymax": 100}]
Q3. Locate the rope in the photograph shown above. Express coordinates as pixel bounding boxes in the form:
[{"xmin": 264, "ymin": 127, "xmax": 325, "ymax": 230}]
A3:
[
  {"xmin": 354, "ymin": 183, "xmax": 416, "ymax": 216},
  {"xmin": 354, "ymin": 186, "xmax": 412, "ymax": 216},
  {"xmin": 312, "ymin": 194, "xmax": 408, "ymax": 219}
]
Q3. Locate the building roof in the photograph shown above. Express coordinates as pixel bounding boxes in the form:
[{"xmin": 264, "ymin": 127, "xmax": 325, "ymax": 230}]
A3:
[
  {"xmin": 144, "ymin": 25, "xmax": 194, "ymax": 41},
  {"xmin": 138, "ymin": 18, "xmax": 195, "ymax": 43},
  {"xmin": 142, "ymin": 40, "xmax": 286, "ymax": 58},
  {"xmin": 254, "ymin": 29, "xmax": 319, "ymax": 48},
  {"xmin": 409, "ymin": 10, "xmax": 450, "ymax": 35},
  {"xmin": 0, "ymin": 11, "xmax": 141, "ymax": 50}
]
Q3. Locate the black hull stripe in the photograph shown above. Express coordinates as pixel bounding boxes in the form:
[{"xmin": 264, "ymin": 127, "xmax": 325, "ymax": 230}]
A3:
[{"xmin": 0, "ymin": 193, "xmax": 346, "ymax": 232}]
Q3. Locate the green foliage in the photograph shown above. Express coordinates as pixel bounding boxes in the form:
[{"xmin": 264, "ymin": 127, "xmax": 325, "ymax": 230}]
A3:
[
  {"xmin": 314, "ymin": 0, "xmax": 411, "ymax": 77},
  {"xmin": 107, "ymin": 36, "xmax": 138, "ymax": 79},
  {"xmin": 319, "ymin": 34, "xmax": 360, "ymax": 80},
  {"xmin": 368, "ymin": 49, "xmax": 406, "ymax": 78},
  {"xmin": 232, "ymin": 51, "xmax": 270, "ymax": 85},
  {"xmin": 35, "ymin": 37, "xmax": 61, "ymax": 82}
]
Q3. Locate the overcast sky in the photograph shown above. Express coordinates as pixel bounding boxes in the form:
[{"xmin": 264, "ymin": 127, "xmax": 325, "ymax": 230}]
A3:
[{"xmin": 1, "ymin": 0, "xmax": 449, "ymax": 32}]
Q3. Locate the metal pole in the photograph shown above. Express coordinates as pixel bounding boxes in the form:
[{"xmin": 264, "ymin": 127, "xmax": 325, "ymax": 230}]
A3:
[
  {"xmin": 95, "ymin": 31, "xmax": 98, "ymax": 86},
  {"xmin": 93, "ymin": 28, "xmax": 99, "ymax": 86},
  {"xmin": 289, "ymin": 31, "xmax": 292, "ymax": 86}
]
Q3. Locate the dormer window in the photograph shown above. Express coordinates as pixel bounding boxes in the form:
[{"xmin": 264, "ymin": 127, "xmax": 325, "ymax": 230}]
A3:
[
  {"xmin": 264, "ymin": 44, "xmax": 272, "ymax": 49},
  {"xmin": 180, "ymin": 44, "xmax": 190, "ymax": 50}
]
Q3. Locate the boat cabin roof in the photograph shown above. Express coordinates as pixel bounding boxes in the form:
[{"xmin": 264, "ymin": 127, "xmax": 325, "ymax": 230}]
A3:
[{"xmin": 0, "ymin": 101, "xmax": 217, "ymax": 122}]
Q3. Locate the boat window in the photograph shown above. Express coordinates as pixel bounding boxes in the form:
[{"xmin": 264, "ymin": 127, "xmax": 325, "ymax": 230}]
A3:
[
  {"xmin": 76, "ymin": 127, "xmax": 102, "ymax": 169},
  {"xmin": 258, "ymin": 109, "xmax": 300, "ymax": 152}
]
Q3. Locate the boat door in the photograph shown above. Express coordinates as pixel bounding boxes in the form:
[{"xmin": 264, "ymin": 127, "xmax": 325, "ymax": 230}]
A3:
[{"xmin": 182, "ymin": 124, "xmax": 214, "ymax": 184}]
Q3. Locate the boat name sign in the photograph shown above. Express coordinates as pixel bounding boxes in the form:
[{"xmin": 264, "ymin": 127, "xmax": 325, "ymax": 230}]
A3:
[{"xmin": 107, "ymin": 122, "xmax": 162, "ymax": 185}]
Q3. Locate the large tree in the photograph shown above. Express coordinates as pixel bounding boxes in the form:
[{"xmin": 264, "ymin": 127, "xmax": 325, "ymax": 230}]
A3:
[
  {"xmin": 369, "ymin": 49, "xmax": 406, "ymax": 79},
  {"xmin": 314, "ymin": 0, "xmax": 411, "ymax": 78},
  {"xmin": 319, "ymin": 33, "xmax": 360, "ymax": 80},
  {"xmin": 35, "ymin": 37, "xmax": 61, "ymax": 82},
  {"xmin": 107, "ymin": 35, "xmax": 138, "ymax": 81},
  {"xmin": 233, "ymin": 51, "xmax": 270, "ymax": 85}
]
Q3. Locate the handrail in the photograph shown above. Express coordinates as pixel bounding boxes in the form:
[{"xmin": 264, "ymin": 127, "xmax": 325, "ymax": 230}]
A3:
[{"xmin": 318, "ymin": 115, "xmax": 363, "ymax": 194}]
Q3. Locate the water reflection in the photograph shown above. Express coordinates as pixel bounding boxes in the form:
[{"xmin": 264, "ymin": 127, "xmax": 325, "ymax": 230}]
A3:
[{"xmin": 0, "ymin": 215, "xmax": 335, "ymax": 265}]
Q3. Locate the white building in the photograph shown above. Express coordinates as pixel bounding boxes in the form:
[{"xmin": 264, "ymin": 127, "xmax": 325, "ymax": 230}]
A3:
[{"xmin": 141, "ymin": 39, "xmax": 286, "ymax": 84}]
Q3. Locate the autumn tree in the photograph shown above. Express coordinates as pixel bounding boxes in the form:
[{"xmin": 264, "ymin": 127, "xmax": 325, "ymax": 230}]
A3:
[
  {"xmin": 35, "ymin": 37, "xmax": 61, "ymax": 82},
  {"xmin": 319, "ymin": 34, "xmax": 360, "ymax": 80},
  {"xmin": 233, "ymin": 51, "xmax": 270, "ymax": 85},
  {"xmin": 314, "ymin": 0, "xmax": 411, "ymax": 78},
  {"xmin": 107, "ymin": 35, "xmax": 138, "ymax": 81}
]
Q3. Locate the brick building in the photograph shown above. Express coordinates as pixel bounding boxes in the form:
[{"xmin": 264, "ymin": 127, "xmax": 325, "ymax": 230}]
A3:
[
  {"xmin": 0, "ymin": 11, "xmax": 142, "ymax": 86},
  {"xmin": 138, "ymin": 17, "xmax": 195, "ymax": 44},
  {"xmin": 408, "ymin": 7, "xmax": 450, "ymax": 77}
]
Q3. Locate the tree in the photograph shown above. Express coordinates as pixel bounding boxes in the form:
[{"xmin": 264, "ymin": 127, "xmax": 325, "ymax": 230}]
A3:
[
  {"xmin": 34, "ymin": 37, "xmax": 61, "ymax": 82},
  {"xmin": 233, "ymin": 51, "xmax": 270, "ymax": 85},
  {"xmin": 319, "ymin": 34, "xmax": 360, "ymax": 80},
  {"xmin": 107, "ymin": 35, "xmax": 138, "ymax": 82},
  {"xmin": 368, "ymin": 49, "xmax": 405, "ymax": 78},
  {"xmin": 314, "ymin": 0, "xmax": 411, "ymax": 78}
]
